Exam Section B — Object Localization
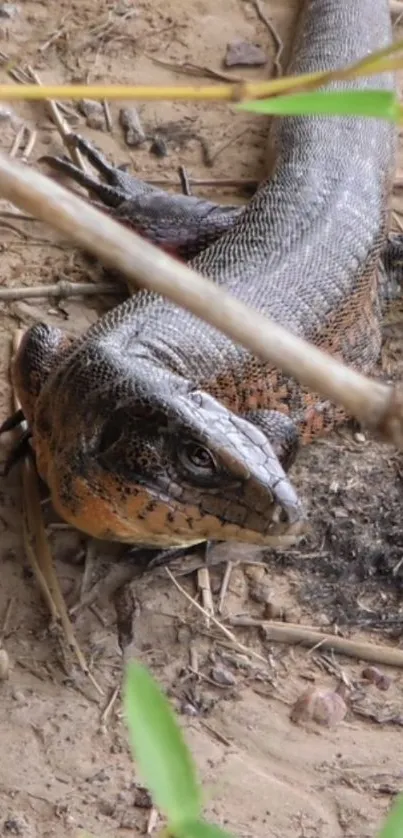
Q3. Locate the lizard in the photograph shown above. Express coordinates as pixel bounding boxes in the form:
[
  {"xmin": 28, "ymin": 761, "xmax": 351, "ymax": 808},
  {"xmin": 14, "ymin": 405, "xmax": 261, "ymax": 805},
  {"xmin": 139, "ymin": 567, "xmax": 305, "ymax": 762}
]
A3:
[{"xmin": 1, "ymin": 0, "xmax": 398, "ymax": 551}]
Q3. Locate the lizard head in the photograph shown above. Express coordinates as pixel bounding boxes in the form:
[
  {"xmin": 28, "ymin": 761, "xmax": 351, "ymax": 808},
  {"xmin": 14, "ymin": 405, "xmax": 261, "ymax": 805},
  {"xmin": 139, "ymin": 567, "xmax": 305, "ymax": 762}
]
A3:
[{"xmin": 13, "ymin": 324, "xmax": 306, "ymax": 548}]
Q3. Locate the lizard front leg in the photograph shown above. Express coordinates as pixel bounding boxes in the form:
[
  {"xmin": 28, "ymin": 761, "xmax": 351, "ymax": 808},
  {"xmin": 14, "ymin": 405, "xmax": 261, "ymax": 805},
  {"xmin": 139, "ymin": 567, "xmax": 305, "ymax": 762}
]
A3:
[
  {"xmin": 40, "ymin": 134, "xmax": 243, "ymax": 261},
  {"xmin": 0, "ymin": 324, "xmax": 75, "ymax": 474}
]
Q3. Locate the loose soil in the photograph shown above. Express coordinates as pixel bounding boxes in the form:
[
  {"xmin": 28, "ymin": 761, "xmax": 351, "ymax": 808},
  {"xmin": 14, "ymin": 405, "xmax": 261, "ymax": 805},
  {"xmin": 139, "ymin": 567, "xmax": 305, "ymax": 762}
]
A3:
[{"xmin": 0, "ymin": 2, "xmax": 403, "ymax": 837}]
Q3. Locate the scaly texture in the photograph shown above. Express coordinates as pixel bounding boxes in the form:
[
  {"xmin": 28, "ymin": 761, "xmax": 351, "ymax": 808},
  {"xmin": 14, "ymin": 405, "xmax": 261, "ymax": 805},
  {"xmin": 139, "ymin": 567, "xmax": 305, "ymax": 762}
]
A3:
[{"xmin": 10, "ymin": 0, "xmax": 397, "ymax": 548}]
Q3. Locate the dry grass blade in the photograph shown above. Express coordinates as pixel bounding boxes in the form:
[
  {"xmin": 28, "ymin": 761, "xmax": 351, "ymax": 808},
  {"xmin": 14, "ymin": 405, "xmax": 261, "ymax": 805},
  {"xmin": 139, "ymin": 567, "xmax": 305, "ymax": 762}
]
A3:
[
  {"xmin": 25, "ymin": 67, "xmax": 86, "ymax": 171},
  {"xmin": 166, "ymin": 567, "xmax": 268, "ymax": 665},
  {"xmin": 0, "ymin": 54, "xmax": 85, "ymax": 170},
  {"xmin": 11, "ymin": 331, "xmax": 104, "ymax": 696},
  {"xmin": 0, "ymin": 153, "xmax": 401, "ymax": 451}
]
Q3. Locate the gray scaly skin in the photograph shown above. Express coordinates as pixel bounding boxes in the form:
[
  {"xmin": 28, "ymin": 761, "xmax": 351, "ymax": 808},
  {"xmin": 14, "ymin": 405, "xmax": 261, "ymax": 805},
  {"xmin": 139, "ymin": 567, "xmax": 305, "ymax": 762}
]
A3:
[{"xmin": 8, "ymin": 0, "xmax": 397, "ymax": 548}]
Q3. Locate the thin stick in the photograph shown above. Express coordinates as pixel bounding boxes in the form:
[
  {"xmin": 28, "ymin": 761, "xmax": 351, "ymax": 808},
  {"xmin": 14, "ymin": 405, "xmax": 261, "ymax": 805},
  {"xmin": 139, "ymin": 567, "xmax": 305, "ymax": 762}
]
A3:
[
  {"xmin": 0, "ymin": 598, "xmax": 14, "ymax": 642},
  {"xmin": 21, "ymin": 129, "xmax": 37, "ymax": 162},
  {"xmin": 0, "ymin": 212, "xmax": 38, "ymax": 221},
  {"xmin": 249, "ymin": 0, "xmax": 284, "ymax": 76},
  {"xmin": 9, "ymin": 125, "xmax": 26, "ymax": 158},
  {"xmin": 100, "ymin": 685, "xmax": 119, "ymax": 727},
  {"xmin": 1, "ymin": 56, "xmax": 75, "ymax": 120},
  {"xmin": 39, "ymin": 21, "xmax": 69, "ymax": 54},
  {"xmin": 146, "ymin": 807, "xmax": 159, "ymax": 835},
  {"xmin": 218, "ymin": 562, "xmax": 233, "ymax": 615},
  {"xmin": 146, "ymin": 55, "xmax": 243, "ymax": 84},
  {"xmin": 0, "ymin": 154, "xmax": 400, "ymax": 450},
  {"xmin": 25, "ymin": 66, "xmax": 86, "ymax": 171},
  {"xmin": 0, "ymin": 280, "xmax": 119, "ymax": 301},
  {"xmin": 166, "ymin": 568, "xmax": 268, "ymax": 665},
  {"xmin": 0, "ymin": 36, "xmax": 397, "ymax": 103},
  {"xmin": 146, "ymin": 176, "xmax": 256, "ymax": 190},
  {"xmin": 102, "ymin": 99, "xmax": 113, "ymax": 132},
  {"xmin": 229, "ymin": 617, "xmax": 403, "ymax": 668},
  {"xmin": 197, "ymin": 567, "xmax": 214, "ymax": 626}
]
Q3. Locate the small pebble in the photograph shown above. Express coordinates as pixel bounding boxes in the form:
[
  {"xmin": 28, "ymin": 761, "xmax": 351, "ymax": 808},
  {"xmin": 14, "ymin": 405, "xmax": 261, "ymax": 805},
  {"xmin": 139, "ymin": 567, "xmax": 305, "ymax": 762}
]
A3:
[
  {"xmin": 224, "ymin": 40, "xmax": 268, "ymax": 68},
  {"xmin": 98, "ymin": 800, "xmax": 115, "ymax": 818},
  {"xmin": 0, "ymin": 3, "xmax": 19, "ymax": 19},
  {"xmin": 0, "ymin": 648, "xmax": 9, "ymax": 680},
  {"xmin": 332, "ymin": 506, "xmax": 349, "ymax": 519},
  {"xmin": 290, "ymin": 687, "xmax": 347, "ymax": 727},
  {"xmin": 249, "ymin": 581, "xmax": 272, "ymax": 604},
  {"xmin": 361, "ymin": 666, "xmax": 391, "ymax": 691},
  {"xmin": 133, "ymin": 786, "xmax": 152, "ymax": 808},
  {"xmin": 354, "ymin": 432, "xmax": 366, "ymax": 443},
  {"xmin": 180, "ymin": 701, "xmax": 199, "ymax": 716},
  {"xmin": 11, "ymin": 688, "xmax": 25, "ymax": 703},
  {"xmin": 119, "ymin": 107, "xmax": 146, "ymax": 147},
  {"xmin": 3, "ymin": 816, "xmax": 28, "ymax": 835},
  {"xmin": 211, "ymin": 665, "xmax": 236, "ymax": 686},
  {"xmin": 150, "ymin": 136, "xmax": 168, "ymax": 158},
  {"xmin": 78, "ymin": 99, "xmax": 106, "ymax": 131}
]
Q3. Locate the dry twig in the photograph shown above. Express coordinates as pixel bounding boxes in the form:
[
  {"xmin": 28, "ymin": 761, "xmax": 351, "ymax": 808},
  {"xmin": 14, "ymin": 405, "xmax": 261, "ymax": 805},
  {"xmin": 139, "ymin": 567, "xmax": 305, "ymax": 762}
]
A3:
[
  {"xmin": 0, "ymin": 598, "xmax": 14, "ymax": 642},
  {"xmin": 102, "ymin": 99, "xmax": 113, "ymax": 132},
  {"xmin": 146, "ymin": 807, "xmax": 159, "ymax": 836},
  {"xmin": 197, "ymin": 566, "xmax": 214, "ymax": 626},
  {"xmin": 25, "ymin": 66, "xmax": 86, "ymax": 171},
  {"xmin": 166, "ymin": 567, "xmax": 268, "ymax": 665},
  {"xmin": 229, "ymin": 616, "xmax": 403, "ymax": 667},
  {"xmin": 146, "ymin": 55, "xmax": 243, "ymax": 84},
  {"xmin": 0, "ymin": 280, "xmax": 119, "ymax": 301},
  {"xmin": 217, "ymin": 562, "xmax": 233, "ymax": 615},
  {"xmin": 248, "ymin": 0, "xmax": 284, "ymax": 76},
  {"xmin": 100, "ymin": 685, "xmax": 120, "ymax": 728}
]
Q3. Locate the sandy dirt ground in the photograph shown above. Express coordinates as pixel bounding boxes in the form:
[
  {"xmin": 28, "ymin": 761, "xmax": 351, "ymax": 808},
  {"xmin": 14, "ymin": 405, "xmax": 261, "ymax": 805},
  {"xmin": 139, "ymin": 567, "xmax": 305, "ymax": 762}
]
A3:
[{"xmin": 0, "ymin": 1, "xmax": 403, "ymax": 836}]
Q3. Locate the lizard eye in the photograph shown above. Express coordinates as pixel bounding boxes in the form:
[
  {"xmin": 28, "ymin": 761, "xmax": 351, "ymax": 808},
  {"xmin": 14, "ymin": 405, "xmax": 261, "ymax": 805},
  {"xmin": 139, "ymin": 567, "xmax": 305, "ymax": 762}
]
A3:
[
  {"xmin": 98, "ymin": 416, "xmax": 124, "ymax": 453},
  {"xmin": 178, "ymin": 440, "xmax": 217, "ymax": 475}
]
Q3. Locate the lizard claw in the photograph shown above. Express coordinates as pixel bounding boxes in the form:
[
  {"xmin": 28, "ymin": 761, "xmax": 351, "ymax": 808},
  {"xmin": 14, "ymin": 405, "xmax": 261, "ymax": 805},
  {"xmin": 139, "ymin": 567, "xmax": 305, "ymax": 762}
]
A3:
[{"xmin": 39, "ymin": 133, "xmax": 155, "ymax": 208}]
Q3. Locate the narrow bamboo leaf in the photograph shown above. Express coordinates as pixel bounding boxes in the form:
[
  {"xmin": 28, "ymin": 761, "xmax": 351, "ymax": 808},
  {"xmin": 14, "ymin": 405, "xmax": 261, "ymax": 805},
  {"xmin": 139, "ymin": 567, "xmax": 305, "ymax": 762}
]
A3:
[
  {"xmin": 123, "ymin": 661, "xmax": 202, "ymax": 824},
  {"xmin": 378, "ymin": 795, "xmax": 403, "ymax": 838},
  {"xmin": 174, "ymin": 818, "xmax": 236, "ymax": 838},
  {"xmin": 238, "ymin": 89, "xmax": 399, "ymax": 121}
]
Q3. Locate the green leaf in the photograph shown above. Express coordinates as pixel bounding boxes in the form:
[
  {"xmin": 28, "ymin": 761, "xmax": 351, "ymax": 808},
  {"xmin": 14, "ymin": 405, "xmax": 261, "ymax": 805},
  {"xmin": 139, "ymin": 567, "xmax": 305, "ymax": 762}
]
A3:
[
  {"xmin": 237, "ymin": 89, "xmax": 399, "ymax": 121},
  {"xmin": 123, "ymin": 661, "xmax": 202, "ymax": 824},
  {"xmin": 378, "ymin": 794, "xmax": 403, "ymax": 838},
  {"xmin": 174, "ymin": 818, "xmax": 236, "ymax": 838}
]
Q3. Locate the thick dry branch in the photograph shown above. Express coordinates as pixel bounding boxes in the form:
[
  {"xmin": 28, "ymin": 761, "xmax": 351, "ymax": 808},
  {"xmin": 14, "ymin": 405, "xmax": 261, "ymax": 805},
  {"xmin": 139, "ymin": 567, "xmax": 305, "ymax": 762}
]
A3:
[
  {"xmin": 229, "ymin": 617, "xmax": 403, "ymax": 668},
  {"xmin": 0, "ymin": 152, "xmax": 401, "ymax": 447}
]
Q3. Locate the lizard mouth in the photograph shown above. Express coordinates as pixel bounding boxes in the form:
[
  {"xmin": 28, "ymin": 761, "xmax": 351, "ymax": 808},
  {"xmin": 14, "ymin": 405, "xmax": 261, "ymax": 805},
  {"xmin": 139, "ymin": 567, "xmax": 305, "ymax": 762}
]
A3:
[{"xmin": 43, "ymin": 462, "xmax": 306, "ymax": 549}]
